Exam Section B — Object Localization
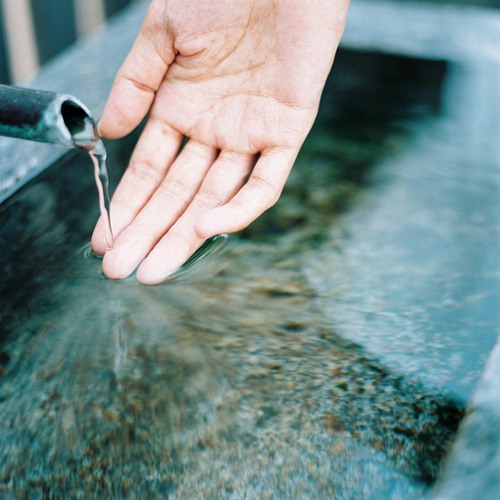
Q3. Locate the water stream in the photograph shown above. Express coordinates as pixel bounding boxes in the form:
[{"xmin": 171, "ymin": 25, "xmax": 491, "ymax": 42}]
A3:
[{"xmin": 71, "ymin": 116, "xmax": 114, "ymax": 250}]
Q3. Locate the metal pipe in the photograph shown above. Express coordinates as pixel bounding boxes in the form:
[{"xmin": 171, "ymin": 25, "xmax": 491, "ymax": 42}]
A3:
[{"xmin": 0, "ymin": 83, "xmax": 98, "ymax": 148}]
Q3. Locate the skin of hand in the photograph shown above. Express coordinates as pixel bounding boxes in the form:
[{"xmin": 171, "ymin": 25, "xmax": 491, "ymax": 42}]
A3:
[{"xmin": 92, "ymin": 0, "xmax": 350, "ymax": 285}]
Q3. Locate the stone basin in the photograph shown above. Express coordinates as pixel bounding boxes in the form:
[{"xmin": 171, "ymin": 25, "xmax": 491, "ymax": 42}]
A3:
[{"xmin": 0, "ymin": 1, "xmax": 499, "ymax": 497}]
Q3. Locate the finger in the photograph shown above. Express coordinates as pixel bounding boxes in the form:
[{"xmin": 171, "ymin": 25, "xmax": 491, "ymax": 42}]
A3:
[
  {"xmin": 195, "ymin": 146, "xmax": 298, "ymax": 238},
  {"xmin": 135, "ymin": 151, "xmax": 256, "ymax": 284},
  {"xmin": 101, "ymin": 141, "xmax": 218, "ymax": 279},
  {"xmin": 91, "ymin": 118, "xmax": 183, "ymax": 255},
  {"xmin": 98, "ymin": 2, "xmax": 175, "ymax": 139}
]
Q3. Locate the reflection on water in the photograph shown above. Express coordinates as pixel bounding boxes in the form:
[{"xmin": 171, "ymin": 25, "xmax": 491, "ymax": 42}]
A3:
[{"xmin": 0, "ymin": 50, "xmax": 498, "ymax": 496}]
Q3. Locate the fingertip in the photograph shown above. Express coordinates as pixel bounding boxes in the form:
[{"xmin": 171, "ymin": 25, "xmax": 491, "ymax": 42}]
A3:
[
  {"xmin": 97, "ymin": 95, "xmax": 136, "ymax": 140},
  {"xmin": 96, "ymin": 120, "xmax": 105, "ymax": 139},
  {"xmin": 134, "ymin": 234, "xmax": 201, "ymax": 285},
  {"xmin": 135, "ymin": 259, "xmax": 180, "ymax": 286},
  {"xmin": 135, "ymin": 269, "xmax": 169, "ymax": 286},
  {"xmin": 91, "ymin": 218, "xmax": 107, "ymax": 256},
  {"xmin": 97, "ymin": 115, "xmax": 122, "ymax": 141},
  {"xmin": 195, "ymin": 209, "xmax": 222, "ymax": 240},
  {"xmin": 101, "ymin": 247, "xmax": 137, "ymax": 280}
]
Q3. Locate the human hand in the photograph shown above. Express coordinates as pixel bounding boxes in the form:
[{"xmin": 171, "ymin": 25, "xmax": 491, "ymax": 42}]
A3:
[{"xmin": 92, "ymin": 0, "xmax": 350, "ymax": 284}]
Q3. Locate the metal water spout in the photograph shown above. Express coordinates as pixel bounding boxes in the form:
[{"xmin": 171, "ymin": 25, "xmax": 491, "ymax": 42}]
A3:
[{"xmin": 0, "ymin": 83, "xmax": 98, "ymax": 149}]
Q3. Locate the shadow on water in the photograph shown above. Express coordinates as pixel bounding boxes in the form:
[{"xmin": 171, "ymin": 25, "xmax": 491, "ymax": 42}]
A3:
[{"xmin": 0, "ymin": 51, "xmax": 468, "ymax": 497}]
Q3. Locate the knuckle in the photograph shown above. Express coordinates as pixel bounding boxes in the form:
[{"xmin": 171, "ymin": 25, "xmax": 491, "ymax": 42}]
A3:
[
  {"xmin": 249, "ymin": 175, "xmax": 280, "ymax": 208},
  {"xmin": 129, "ymin": 160, "xmax": 164, "ymax": 186},
  {"xmin": 195, "ymin": 186, "xmax": 224, "ymax": 207},
  {"xmin": 156, "ymin": 178, "xmax": 193, "ymax": 207}
]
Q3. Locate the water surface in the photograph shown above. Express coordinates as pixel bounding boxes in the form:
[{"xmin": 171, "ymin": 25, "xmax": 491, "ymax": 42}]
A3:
[{"xmin": 0, "ymin": 50, "xmax": 498, "ymax": 497}]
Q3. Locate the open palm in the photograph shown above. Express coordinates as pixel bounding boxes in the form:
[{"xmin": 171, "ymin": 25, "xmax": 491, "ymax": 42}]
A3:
[{"xmin": 92, "ymin": 0, "xmax": 349, "ymax": 284}]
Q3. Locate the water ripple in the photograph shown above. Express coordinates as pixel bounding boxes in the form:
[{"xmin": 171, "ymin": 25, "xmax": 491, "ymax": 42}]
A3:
[{"xmin": 78, "ymin": 234, "xmax": 229, "ymax": 283}]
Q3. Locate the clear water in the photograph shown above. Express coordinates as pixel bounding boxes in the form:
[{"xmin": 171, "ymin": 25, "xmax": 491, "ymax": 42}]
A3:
[
  {"xmin": 89, "ymin": 143, "xmax": 114, "ymax": 250},
  {"xmin": 71, "ymin": 116, "xmax": 114, "ymax": 249},
  {"xmin": 0, "ymin": 50, "xmax": 498, "ymax": 497}
]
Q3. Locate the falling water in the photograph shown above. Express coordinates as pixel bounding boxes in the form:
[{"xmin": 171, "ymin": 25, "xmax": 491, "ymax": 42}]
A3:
[{"xmin": 71, "ymin": 116, "xmax": 114, "ymax": 250}]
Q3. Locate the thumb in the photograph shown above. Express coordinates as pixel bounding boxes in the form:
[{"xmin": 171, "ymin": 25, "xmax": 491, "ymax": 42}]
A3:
[{"xmin": 98, "ymin": 2, "xmax": 175, "ymax": 139}]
